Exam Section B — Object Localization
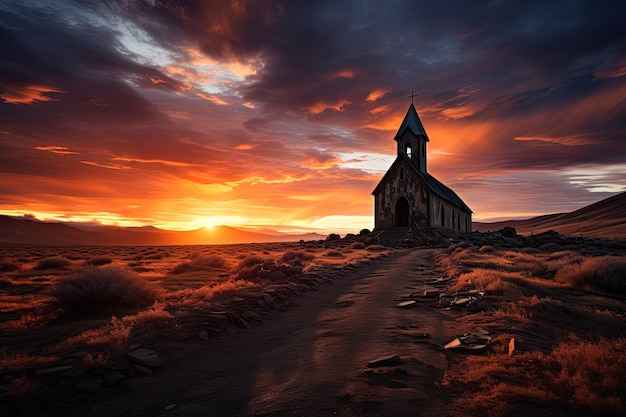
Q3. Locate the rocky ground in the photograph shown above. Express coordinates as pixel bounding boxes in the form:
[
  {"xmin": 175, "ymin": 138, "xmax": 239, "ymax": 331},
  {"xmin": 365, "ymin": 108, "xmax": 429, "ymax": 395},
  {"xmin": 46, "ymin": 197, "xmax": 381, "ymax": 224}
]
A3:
[{"xmin": 2, "ymin": 228, "xmax": 625, "ymax": 416}]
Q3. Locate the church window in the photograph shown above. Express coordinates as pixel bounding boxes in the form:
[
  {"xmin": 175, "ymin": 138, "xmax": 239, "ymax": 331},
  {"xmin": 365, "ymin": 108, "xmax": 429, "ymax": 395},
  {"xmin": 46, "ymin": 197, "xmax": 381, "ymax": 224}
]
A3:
[
  {"xmin": 440, "ymin": 206, "xmax": 445, "ymax": 226},
  {"xmin": 405, "ymin": 144, "xmax": 412, "ymax": 159},
  {"xmin": 400, "ymin": 167, "xmax": 404, "ymax": 180}
]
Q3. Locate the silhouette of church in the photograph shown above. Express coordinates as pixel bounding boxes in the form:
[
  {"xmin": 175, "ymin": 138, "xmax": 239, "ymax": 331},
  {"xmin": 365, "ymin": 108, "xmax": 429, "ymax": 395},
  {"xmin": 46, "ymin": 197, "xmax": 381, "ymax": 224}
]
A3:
[{"xmin": 372, "ymin": 102, "xmax": 472, "ymax": 232}]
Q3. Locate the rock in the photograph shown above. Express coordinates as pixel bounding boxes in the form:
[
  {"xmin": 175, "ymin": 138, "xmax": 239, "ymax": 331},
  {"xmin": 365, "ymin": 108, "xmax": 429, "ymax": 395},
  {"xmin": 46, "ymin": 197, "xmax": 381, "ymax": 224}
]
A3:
[
  {"xmin": 367, "ymin": 354, "xmax": 402, "ymax": 368},
  {"xmin": 396, "ymin": 300, "xmax": 417, "ymax": 308},
  {"xmin": 45, "ymin": 401, "xmax": 69, "ymax": 416},
  {"xmin": 37, "ymin": 365, "xmax": 73, "ymax": 375},
  {"xmin": 62, "ymin": 368, "xmax": 85, "ymax": 378},
  {"xmin": 132, "ymin": 364, "xmax": 153, "ymax": 376},
  {"xmin": 103, "ymin": 370, "xmax": 126, "ymax": 386},
  {"xmin": 199, "ymin": 330, "xmax": 210, "ymax": 341},
  {"xmin": 241, "ymin": 310, "xmax": 262, "ymax": 322},
  {"xmin": 75, "ymin": 379, "xmax": 102, "ymax": 394},
  {"xmin": 164, "ymin": 404, "xmax": 177, "ymax": 411},
  {"xmin": 127, "ymin": 347, "xmax": 162, "ymax": 368},
  {"xmin": 500, "ymin": 226, "xmax": 517, "ymax": 237}
]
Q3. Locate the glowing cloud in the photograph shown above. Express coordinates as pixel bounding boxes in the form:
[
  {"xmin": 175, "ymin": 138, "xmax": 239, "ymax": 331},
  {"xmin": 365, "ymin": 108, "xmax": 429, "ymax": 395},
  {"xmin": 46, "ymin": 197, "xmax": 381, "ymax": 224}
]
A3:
[
  {"xmin": 366, "ymin": 90, "xmax": 389, "ymax": 102},
  {"xmin": 1, "ymin": 85, "xmax": 67, "ymax": 104},
  {"xmin": 35, "ymin": 146, "xmax": 77, "ymax": 155}
]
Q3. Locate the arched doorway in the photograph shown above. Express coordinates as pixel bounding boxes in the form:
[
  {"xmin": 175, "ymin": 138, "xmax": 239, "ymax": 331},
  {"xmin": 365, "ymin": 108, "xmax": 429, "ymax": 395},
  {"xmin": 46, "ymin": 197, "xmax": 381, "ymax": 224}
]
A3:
[{"xmin": 395, "ymin": 197, "xmax": 409, "ymax": 227}]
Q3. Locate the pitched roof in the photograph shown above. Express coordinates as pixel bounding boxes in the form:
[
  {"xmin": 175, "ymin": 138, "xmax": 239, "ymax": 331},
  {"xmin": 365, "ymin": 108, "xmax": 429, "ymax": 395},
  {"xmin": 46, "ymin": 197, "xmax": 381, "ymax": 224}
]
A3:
[
  {"xmin": 372, "ymin": 155, "xmax": 472, "ymax": 213},
  {"xmin": 395, "ymin": 103, "xmax": 429, "ymax": 141}
]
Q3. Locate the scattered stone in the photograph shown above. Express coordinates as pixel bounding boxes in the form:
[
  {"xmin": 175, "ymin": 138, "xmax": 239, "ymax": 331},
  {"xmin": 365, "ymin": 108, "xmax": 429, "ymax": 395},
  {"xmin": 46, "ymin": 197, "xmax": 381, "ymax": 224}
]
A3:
[
  {"xmin": 396, "ymin": 300, "xmax": 417, "ymax": 308},
  {"xmin": 508, "ymin": 337, "xmax": 516, "ymax": 356},
  {"xmin": 164, "ymin": 404, "xmax": 177, "ymax": 411},
  {"xmin": 367, "ymin": 354, "xmax": 402, "ymax": 368},
  {"xmin": 37, "ymin": 365, "xmax": 73, "ymax": 375},
  {"xmin": 72, "ymin": 351, "xmax": 89, "ymax": 359},
  {"xmin": 103, "ymin": 370, "xmax": 126, "ymax": 386},
  {"xmin": 199, "ymin": 330, "xmax": 210, "ymax": 341},
  {"xmin": 62, "ymin": 368, "xmax": 85, "ymax": 378},
  {"xmin": 45, "ymin": 401, "xmax": 69, "ymax": 416},
  {"xmin": 75, "ymin": 379, "xmax": 102, "ymax": 394},
  {"xmin": 241, "ymin": 310, "xmax": 262, "ymax": 322},
  {"xmin": 127, "ymin": 347, "xmax": 162, "ymax": 368},
  {"xmin": 500, "ymin": 226, "xmax": 517, "ymax": 237},
  {"xmin": 132, "ymin": 364, "xmax": 153, "ymax": 376},
  {"xmin": 443, "ymin": 330, "xmax": 492, "ymax": 352},
  {"xmin": 128, "ymin": 343, "xmax": 142, "ymax": 351}
]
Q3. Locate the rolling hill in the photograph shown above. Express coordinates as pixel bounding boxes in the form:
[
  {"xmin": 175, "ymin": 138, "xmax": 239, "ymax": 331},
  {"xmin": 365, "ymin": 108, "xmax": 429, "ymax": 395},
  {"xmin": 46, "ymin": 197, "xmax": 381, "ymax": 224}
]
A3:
[
  {"xmin": 0, "ymin": 217, "xmax": 324, "ymax": 246},
  {"xmin": 473, "ymin": 192, "xmax": 626, "ymax": 238}
]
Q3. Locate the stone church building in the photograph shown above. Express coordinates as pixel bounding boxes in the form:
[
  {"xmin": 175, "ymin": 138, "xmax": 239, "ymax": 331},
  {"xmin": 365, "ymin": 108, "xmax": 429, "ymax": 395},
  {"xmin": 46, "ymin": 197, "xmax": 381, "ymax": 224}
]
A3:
[{"xmin": 372, "ymin": 103, "xmax": 472, "ymax": 232}]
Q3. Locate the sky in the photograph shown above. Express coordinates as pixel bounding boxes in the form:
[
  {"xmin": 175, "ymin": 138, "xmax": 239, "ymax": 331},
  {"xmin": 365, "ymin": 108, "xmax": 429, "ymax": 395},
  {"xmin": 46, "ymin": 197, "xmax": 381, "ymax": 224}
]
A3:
[{"xmin": 1, "ymin": 0, "xmax": 625, "ymax": 234}]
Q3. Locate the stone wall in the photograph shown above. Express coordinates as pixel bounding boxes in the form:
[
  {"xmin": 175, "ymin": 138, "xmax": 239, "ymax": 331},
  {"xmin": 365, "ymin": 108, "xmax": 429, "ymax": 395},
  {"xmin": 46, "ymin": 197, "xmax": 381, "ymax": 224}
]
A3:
[
  {"xmin": 374, "ymin": 160, "xmax": 430, "ymax": 230},
  {"xmin": 430, "ymin": 195, "xmax": 472, "ymax": 232}
]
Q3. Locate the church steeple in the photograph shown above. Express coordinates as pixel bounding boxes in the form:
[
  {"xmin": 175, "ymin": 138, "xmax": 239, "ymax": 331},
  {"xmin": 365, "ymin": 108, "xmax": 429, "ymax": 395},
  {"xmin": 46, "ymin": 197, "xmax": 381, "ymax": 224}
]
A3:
[{"xmin": 395, "ymin": 102, "xmax": 428, "ymax": 173}]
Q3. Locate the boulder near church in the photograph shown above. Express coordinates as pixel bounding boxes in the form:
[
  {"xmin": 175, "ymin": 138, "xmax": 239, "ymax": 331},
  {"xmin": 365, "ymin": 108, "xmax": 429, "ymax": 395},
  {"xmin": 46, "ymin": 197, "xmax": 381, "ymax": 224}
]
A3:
[{"xmin": 372, "ymin": 102, "xmax": 472, "ymax": 232}]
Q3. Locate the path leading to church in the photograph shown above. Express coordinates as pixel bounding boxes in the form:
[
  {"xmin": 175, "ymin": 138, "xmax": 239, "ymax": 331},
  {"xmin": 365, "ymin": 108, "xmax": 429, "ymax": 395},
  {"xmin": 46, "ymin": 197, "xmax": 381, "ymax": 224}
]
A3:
[{"xmin": 76, "ymin": 249, "xmax": 467, "ymax": 417}]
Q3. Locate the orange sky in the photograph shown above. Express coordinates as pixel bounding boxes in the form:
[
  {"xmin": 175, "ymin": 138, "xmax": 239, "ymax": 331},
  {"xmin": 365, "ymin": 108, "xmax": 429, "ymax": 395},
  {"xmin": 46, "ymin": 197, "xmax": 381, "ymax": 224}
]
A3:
[{"xmin": 1, "ymin": 1, "xmax": 625, "ymax": 234}]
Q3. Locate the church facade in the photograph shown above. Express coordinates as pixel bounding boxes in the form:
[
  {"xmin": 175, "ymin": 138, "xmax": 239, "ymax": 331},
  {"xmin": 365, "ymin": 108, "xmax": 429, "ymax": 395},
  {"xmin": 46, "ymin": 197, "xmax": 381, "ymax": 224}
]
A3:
[{"xmin": 372, "ymin": 103, "xmax": 472, "ymax": 232}]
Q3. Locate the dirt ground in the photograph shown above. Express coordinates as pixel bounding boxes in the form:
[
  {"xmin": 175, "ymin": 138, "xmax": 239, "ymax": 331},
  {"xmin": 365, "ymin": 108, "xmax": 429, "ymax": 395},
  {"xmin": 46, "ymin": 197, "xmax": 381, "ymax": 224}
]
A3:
[{"xmin": 63, "ymin": 249, "xmax": 469, "ymax": 417}]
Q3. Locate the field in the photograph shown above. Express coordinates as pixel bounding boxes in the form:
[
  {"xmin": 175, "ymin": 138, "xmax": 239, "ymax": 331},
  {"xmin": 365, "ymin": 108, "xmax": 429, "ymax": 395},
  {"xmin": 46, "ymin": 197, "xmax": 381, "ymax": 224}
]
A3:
[
  {"xmin": 437, "ymin": 238, "xmax": 626, "ymax": 416},
  {"xmin": 1, "ymin": 231, "xmax": 625, "ymax": 416}
]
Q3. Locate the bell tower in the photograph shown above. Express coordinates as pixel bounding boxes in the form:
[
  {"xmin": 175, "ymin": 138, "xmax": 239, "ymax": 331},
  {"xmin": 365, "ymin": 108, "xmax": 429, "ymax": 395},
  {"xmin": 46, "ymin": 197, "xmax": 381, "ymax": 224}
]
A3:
[{"xmin": 394, "ymin": 101, "xmax": 429, "ymax": 174}]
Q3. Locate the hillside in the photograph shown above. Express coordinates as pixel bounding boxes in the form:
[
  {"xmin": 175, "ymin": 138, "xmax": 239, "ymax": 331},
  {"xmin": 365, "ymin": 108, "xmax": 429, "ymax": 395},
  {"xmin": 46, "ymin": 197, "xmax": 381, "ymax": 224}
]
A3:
[
  {"xmin": 473, "ymin": 192, "xmax": 626, "ymax": 238},
  {"xmin": 0, "ymin": 216, "xmax": 324, "ymax": 246}
]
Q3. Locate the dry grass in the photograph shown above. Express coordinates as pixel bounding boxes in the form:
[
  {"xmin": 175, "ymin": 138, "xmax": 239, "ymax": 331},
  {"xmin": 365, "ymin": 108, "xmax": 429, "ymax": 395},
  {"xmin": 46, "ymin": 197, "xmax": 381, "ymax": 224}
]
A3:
[
  {"xmin": 555, "ymin": 255, "xmax": 626, "ymax": 294},
  {"xmin": 0, "ymin": 240, "xmax": 388, "ymax": 386},
  {"xmin": 49, "ymin": 265, "xmax": 161, "ymax": 317},
  {"xmin": 33, "ymin": 257, "xmax": 71, "ymax": 270},
  {"xmin": 171, "ymin": 253, "xmax": 229, "ymax": 274},
  {"xmin": 437, "ymin": 243, "xmax": 626, "ymax": 415},
  {"xmin": 444, "ymin": 336, "xmax": 626, "ymax": 415}
]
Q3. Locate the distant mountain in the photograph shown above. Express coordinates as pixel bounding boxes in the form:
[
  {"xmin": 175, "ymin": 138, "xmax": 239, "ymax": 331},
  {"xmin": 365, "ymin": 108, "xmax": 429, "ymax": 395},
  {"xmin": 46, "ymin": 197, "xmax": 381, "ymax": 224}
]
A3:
[
  {"xmin": 473, "ymin": 192, "xmax": 626, "ymax": 238},
  {"xmin": 0, "ymin": 216, "xmax": 325, "ymax": 246}
]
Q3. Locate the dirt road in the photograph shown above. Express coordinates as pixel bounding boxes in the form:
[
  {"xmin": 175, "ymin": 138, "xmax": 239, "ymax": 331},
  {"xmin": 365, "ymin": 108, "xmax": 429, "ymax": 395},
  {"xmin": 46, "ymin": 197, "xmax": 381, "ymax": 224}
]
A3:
[{"xmin": 76, "ymin": 249, "xmax": 466, "ymax": 417}]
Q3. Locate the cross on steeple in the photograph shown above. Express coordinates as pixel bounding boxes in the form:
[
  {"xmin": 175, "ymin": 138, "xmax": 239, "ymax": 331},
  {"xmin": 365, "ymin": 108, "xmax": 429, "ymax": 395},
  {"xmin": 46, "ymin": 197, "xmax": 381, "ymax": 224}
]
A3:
[{"xmin": 408, "ymin": 91, "xmax": 417, "ymax": 104}]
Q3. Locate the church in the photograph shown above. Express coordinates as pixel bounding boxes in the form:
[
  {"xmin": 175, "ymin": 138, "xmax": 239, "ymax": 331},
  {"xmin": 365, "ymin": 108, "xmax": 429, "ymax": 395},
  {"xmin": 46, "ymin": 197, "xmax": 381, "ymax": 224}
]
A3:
[{"xmin": 372, "ymin": 102, "xmax": 472, "ymax": 233}]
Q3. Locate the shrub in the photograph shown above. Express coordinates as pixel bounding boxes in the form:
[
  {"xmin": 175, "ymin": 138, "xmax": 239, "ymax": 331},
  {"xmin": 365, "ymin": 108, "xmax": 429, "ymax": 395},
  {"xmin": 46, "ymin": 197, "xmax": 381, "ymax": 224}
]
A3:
[
  {"xmin": 34, "ymin": 257, "xmax": 71, "ymax": 270},
  {"xmin": 237, "ymin": 255, "xmax": 264, "ymax": 271},
  {"xmin": 171, "ymin": 254, "xmax": 229, "ymax": 274},
  {"xmin": 0, "ymin": 257, "xmax": 20, "ymax": 272},
  {"xmin": 278, "ymin": 250, "xmax": 315, "ymax": 265},
  {"xmin": 350, "ymin": 242, "xmax": 366, "ymax": 250},
  {"xmin": 85, "ymin": 256, "xmax": 112, "ymax": 266},
  {"xmin": 49, "ymin": 266, "xmax": 160, "ymax": 317},
  {"xmin": 555, "ymin": 256, "xmax": 626, "ymax": 294}
]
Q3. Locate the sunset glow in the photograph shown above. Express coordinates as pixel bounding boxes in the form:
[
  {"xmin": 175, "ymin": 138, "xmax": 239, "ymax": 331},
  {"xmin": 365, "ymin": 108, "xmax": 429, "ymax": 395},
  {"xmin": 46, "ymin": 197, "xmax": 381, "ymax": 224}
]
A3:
[{"xmin": 1, "ymin": 0, "xmax": 625, "ymax": 235}]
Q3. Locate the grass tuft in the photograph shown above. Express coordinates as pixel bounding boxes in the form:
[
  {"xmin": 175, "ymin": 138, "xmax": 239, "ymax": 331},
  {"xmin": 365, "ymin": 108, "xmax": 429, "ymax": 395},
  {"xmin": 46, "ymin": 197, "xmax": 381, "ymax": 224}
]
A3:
[
  {"xmin": 555, "ymin": 256, "xmax": 626, "ymax": 294},
  {"xmin": 278, "ymin": 250, "xmax": 315, "ymax": 265},
  {"xmin": 84, "ymin": 256, "xmax": 113, "ymax": 266},
  {"xmin": 34, "ymin": 257, "xmax": 71, "ymax": 270},
  {"xmin": 171, "ymin": 253, "xmax": 229, "ymax": 274},
  {"xmin": 49, "ymin": 265, "xmax": 161, "ymax": 317}
]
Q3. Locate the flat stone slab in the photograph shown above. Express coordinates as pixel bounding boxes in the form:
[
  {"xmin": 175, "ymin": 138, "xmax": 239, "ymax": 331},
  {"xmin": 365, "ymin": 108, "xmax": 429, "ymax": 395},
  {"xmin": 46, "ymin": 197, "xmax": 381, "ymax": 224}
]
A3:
[
  {"xmin": 127, "ymin": 347, "xmax": 162, "ymax": 368},
  {"xmin": 396, "ymin": 300, "xmax": 417, "ymax": 308},
  {"xmin": 367, "ymin": 354, "xmax": 402, "ymax": 368}
]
